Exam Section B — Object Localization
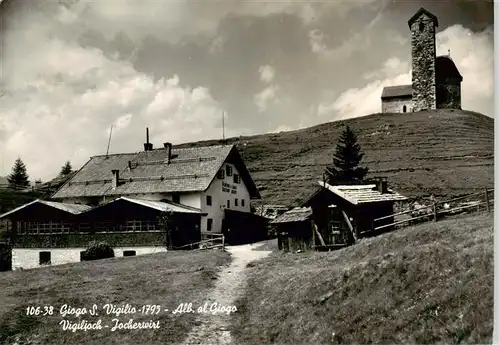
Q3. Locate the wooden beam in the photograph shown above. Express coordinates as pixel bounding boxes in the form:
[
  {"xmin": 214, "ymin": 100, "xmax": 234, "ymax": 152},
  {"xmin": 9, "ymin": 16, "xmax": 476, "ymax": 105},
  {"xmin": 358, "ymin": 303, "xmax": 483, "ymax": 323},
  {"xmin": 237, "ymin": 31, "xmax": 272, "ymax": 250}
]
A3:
[
  {"xmin": 313, "ymin": 224, "xmax": 326, "ymax": 246},
  {"xmin": 341, "ymin": 210, "xmax": 357, "ymax": 242},
  {"xmin": 311, "ymin": 221, "xmax": 316, "ymax": 249}
]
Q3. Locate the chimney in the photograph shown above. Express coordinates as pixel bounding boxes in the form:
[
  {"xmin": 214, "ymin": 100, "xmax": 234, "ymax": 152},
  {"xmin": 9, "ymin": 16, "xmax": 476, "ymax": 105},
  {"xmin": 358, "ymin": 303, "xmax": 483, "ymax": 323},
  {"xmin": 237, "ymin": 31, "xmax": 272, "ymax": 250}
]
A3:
[
  {"xmin": 376, "ymin": 179, "xmax": 388, "ymax": 194},
  {"xmin": 144, "ymin": 127, "xmax": 153, "ymax": 151},
  {"xmin": 164, "ymin": 142, "xmax": 172, "ymax": 163},
  {"xmin": 111, "ymin": 169, "xmax": 119, "ymax": 188},
  {"xmin": 128, "ymin": 160, "xmax": 132, "ymax": 170}
]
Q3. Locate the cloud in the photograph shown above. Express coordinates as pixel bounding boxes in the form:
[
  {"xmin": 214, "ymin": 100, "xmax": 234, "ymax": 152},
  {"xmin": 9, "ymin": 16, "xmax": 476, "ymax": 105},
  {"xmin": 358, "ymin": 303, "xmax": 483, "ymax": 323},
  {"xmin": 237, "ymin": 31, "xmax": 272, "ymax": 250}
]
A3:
[
  {"xmin": 1, "ymin": 28, "xmax": 224, "ymax": 181},
  {"xmin": 254, "ymin": 85, "xmax": 279, "ymax": 112},
  {"xmin": 319, "ymin": 25, "xmax": 493, "ymax": 119},
  {"xmin": 258, "ymin": 65, "xmax": 276, "ymax": 83},
  {"xmin": 308, "ymin": 28, "xmax": 371, "ymax": 62},
  {"xmin": 52, "ymin": 0, "xmax": 382, "ymax": 45}
]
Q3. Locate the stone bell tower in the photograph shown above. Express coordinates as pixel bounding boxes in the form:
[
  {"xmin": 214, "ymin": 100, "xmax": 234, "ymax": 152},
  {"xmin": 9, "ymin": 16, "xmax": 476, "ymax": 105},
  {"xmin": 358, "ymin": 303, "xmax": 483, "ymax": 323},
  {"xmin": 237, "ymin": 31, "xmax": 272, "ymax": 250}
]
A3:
[{"xmin": 408, "ymin": 8, "xmax": 439, "ymax": 112}]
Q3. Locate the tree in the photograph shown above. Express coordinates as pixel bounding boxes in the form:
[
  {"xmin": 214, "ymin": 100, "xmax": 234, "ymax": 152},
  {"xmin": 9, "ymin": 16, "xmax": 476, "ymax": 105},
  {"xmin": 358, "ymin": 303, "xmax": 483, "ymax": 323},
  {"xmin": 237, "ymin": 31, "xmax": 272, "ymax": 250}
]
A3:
[
  {"xmin": 7, "ymin": 158, "xmax": 30, "ymax": 190},
  {"xmin": 60, "ymin": 161, "xmax": 73, "ymax": 176},
  {"xmin": 326, "ymin": 125, "xmax": 368, "ymax": 185}
]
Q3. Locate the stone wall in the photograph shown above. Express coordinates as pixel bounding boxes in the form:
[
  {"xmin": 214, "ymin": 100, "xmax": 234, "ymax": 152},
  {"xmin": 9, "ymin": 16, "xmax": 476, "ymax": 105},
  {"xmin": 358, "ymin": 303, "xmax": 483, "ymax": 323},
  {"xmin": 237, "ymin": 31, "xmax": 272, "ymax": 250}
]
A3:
[
  {"xmin": 436, "ymin": 82, "xmax": 461, "ymax": 109},
  {"xmin": 382, "ymin": 98, "xmax": 413, "ymax": 113},
  {"xmin": 12, "ymin": 246, "xmax": 167, "ymax": 270},
  {"xmin": 411, "ymin": 14, "xmax": 437, "ymax": 112}
]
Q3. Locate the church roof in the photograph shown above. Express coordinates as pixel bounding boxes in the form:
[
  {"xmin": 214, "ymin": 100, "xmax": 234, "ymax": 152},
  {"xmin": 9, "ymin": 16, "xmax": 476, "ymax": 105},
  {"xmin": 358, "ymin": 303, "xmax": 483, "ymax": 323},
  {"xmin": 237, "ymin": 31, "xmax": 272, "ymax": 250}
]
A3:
[
  {"xmin": 408, "ymin": 8, "xmax": 439, "ymax": 29},
  {"xmin": 381, "ymin": 85, "xmax": 412, "ymax": 99},
  {"xmin": 436, "ymin": 56, "xmax": 463, "ymax": 82}
]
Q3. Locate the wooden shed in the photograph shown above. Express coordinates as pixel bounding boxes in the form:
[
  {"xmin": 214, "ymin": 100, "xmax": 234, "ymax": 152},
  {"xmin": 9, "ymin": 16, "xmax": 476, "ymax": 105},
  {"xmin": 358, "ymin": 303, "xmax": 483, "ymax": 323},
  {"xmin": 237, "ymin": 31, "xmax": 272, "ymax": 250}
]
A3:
[
  {"xmin": 303, "ymin": 181, "xmax": 408, "ymax": 248},
  {"xmin": 270, "ymin": 207, "xmax": 313, "ymax": 252},
  {"xmin": 272, "ymin": 181, "xmax": 408, "ymax": 252}
]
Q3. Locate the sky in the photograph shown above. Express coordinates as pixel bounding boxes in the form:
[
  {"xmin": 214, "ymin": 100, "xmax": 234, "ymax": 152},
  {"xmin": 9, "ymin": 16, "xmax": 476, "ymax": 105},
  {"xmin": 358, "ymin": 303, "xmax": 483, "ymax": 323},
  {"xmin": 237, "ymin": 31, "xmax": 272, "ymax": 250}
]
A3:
[{"xmin": 0, "ymin": 0, "xmax": 494, "ymax": 182}]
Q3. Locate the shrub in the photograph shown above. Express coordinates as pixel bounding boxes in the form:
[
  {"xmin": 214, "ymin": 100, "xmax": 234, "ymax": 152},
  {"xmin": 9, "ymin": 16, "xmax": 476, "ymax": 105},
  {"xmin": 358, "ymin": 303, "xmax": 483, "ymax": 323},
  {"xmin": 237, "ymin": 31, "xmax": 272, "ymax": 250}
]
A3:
[{"xmin": 81, "ymin": 241, "xmax": 114, "ymax": 261}]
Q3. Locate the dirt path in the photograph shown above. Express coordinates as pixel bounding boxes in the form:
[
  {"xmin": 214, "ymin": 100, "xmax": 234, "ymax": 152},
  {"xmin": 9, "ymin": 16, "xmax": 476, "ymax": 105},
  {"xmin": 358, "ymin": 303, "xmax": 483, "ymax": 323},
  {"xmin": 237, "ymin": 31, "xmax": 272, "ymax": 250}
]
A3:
[{"xmin": 182, "ymin": 243, "xmax": 271, "ymax": 345}]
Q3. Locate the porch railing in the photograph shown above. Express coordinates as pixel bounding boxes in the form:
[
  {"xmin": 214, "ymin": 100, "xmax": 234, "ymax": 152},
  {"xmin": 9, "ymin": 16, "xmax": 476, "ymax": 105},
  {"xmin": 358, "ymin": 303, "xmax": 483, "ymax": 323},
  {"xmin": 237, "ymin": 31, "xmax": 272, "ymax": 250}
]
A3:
[{"xmin": 172, "ymin": 233, "xmax": 225, "ymax": 251}]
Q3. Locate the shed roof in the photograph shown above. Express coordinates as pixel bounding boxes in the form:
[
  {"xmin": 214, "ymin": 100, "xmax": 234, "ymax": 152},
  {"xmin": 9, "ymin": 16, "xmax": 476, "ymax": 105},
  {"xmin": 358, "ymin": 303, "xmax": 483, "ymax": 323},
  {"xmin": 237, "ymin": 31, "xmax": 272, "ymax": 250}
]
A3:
[
  {"xmin": 317, "ymin": 182, "xmax": 408, "ymax": 205},
  {"xmin": 270, "ymin": 207, "xmax": 312, "ymax": 224},
  {"xmin": 381, "ymin": 85, "xmax": 412, "ymax": 99},
  {"xmin": 0, "ymin": 199, "xmax": 91, "ymax": 219},
  {"xmin": 52, "ymin": 144, "xmax": 260, "ymax": 200}
]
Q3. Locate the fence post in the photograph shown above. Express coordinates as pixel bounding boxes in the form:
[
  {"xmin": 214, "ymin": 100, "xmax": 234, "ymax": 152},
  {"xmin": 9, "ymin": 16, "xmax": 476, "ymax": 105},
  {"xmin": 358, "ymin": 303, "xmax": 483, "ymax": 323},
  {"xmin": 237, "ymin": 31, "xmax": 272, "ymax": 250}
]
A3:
[
  {"xmin": 222, "ymin": 234, "xmax": 225, "ymax": 251},
  {"xmin": 485, "ymin": 189, "xmax": 490, "ymax": 212},
  {"xmin": 433, "ymin": 203, "xmax": 438, "ymax": 222}
]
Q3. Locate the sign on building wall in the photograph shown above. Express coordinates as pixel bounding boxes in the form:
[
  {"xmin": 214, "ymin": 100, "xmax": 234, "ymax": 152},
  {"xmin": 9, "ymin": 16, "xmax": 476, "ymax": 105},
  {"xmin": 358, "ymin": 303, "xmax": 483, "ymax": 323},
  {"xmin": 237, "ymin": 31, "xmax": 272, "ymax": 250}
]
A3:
[{"xmin": 222, "ymin": 182, "xmax": 237, "ymax": 194}]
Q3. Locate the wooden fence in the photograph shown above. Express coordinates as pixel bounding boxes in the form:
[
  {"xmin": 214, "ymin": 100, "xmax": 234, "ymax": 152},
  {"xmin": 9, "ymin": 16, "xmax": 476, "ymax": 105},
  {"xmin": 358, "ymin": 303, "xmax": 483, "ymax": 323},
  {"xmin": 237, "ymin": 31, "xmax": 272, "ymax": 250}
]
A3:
[
  {"xmin": 172, "ymin": 233, "xmax": 225, "ymax": 251},
  {"xmin": 372, "ymin": 189, "xmax": 493, "ymax": 232}
]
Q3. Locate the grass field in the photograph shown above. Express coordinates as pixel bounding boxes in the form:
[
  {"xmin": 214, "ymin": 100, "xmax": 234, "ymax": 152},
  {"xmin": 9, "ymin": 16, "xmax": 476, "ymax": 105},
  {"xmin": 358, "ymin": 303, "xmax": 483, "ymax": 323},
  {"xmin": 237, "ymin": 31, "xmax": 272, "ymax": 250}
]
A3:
[
  {"xmin": 177, "ymin": 109, "xmax": 493, "ymax": 206},
  {"xmin": 232, "ymin": 212, "xmax": 493, "ymax": 344},
  {"xmin": 0, "ymin": 250, "xmax": 230, "ymax": 345}
]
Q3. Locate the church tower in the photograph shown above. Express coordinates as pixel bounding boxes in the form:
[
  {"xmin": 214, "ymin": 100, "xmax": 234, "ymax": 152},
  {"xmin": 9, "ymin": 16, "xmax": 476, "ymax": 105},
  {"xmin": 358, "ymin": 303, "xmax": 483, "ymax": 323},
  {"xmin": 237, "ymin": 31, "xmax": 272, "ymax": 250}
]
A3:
[{"xmin": 408, "ymin": 8, "xmax": 439, "ymax": 112}]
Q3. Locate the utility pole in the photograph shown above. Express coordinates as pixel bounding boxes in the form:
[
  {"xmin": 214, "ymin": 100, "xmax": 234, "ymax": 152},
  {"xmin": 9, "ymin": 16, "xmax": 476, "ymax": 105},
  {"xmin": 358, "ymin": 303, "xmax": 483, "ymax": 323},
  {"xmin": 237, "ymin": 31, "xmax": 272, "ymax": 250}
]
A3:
[
  {"xmin": 106, "ymin": 125, "xmax": 113, "ymax": 156},
  {"xmin": 222, "ymin": 111, "xmax": 226, "ymax": 145}
]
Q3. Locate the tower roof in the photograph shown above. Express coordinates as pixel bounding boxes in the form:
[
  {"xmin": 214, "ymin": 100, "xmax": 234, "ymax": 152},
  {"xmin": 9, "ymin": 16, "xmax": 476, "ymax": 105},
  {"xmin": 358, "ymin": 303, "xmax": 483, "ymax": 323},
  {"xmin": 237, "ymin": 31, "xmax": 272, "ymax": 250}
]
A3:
[{"xmin": 408, "ymin": 8, "xmax": 439, "ymax": 29}]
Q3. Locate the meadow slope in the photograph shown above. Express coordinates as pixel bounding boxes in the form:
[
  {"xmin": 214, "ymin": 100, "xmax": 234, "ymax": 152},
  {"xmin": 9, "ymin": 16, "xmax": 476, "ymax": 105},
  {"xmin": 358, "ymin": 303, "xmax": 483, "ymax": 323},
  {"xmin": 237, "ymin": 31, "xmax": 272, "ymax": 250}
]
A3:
[
  {"xmin": 232, "ymin": 212, "xmax": 493, "ymax": 344},
  {"xmin": 177, "ymin": 109, "xmax": 493, "ymax": 206},
  {"xmin": 0, "ymin": 250, "xmax": 230, "ymax": 345}
]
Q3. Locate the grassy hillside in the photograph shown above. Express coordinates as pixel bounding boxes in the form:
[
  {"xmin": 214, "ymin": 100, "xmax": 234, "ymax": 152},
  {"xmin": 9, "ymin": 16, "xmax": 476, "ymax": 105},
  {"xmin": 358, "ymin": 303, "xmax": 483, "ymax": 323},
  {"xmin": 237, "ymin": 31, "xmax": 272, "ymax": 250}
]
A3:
[
  {"xmin": 178, "ymin": 109, "xmax": 493, "ymax": 206},
  {"xmin": 0, "ymin": 250, "xmax": 230, "ymax": 345},
  {"xmin": 232, "ymin": 212, "xmax": 493, "ymax": 344}
]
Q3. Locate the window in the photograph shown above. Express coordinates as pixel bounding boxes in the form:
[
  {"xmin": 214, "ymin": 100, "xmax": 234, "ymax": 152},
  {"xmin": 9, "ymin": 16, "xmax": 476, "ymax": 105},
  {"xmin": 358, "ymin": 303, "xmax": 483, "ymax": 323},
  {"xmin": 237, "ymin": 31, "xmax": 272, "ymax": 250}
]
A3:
[
  {"xmin": 241, "ymin": 199, "xmax": 245, "ymax": 207},
  {"xmin": 207, "ymin": 218, "xmax": 213, "ymax": 232},
  {"xmin": 226, "ymin": 165, "xmax": 233, "ymax": 176},
  {"xmin": 172, "ymin": 193, "xmax": 180, "ymax": 204},
  {"xmin": 233, "ymin": 174, "xmax": 241, "ymax": 184},
  {"xmin": 123, "ymin": 250, "xmax": 136, "ymax": 257},
  {"xmin": 217, "ymin": 169, "xmax": 225, "ymax": 179},
  {"xmin": 227, "ymin": 200, "xmax": 230, "ymax": 208},
  {"xmin": 39, "ymin": 251, "xmax": 51, "ymax": 265},
  {"xmin": 403, "ymin": 105, "xmax": 407, "ymax": 113},
  {"xmin": 419, "ymin": 22, "xmax": 424, "ymax": 32},
  {"xmin": 235, "ymin": 198, "xmax": 238, "ymax": 207},
  {"xmin": 206, "ymin": 195, "xmax": 212, "ymax": 206},
  {"xmin": 120, "ymin": 220, "xmax": 148, "ymax": 232}
]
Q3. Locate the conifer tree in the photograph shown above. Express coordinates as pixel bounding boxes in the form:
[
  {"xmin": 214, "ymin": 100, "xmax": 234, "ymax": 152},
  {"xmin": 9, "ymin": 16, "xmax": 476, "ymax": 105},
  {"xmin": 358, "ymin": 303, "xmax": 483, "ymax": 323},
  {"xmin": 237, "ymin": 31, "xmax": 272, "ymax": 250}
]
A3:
[
  {"xmin": 326, "ymin": 125, "xmax": 368, "ymax": 185},
  {"xmin": 7, "ymin": 158, "xmax": 30, "ymax": 190},
  {"xmin": 59, "ymin": 161, "xmax": 73, "ymax": 176}
]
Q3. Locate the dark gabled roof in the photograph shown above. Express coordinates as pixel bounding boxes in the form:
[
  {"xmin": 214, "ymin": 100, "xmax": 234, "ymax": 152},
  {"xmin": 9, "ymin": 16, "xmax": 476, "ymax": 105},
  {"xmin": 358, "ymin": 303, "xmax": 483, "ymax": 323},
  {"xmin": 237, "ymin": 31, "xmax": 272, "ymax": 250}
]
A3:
[
  {"xmin": 270, "ymin": 207, "xmax": 312, "ymax": 224},
  {"xmin": 0, "ymin": 199, "xmax": 90, "ymax": 219},
  {"xmin": 408, "ymin": 7, "xmax": 439, "ymax": 29},
  {"xmin": 436, "ymin": 55, "xmax": 463, "ymax": 82},
  {"xmin": 52, "ymin": 145, "xmax": 260, "ymax": 200},
  {"xmin": 381, "ymin": 85, "xmax": 413, "ymax": 99},
  {"xmin": 85, "ymin": 197, "xmax": 203, "ymax": 214}
]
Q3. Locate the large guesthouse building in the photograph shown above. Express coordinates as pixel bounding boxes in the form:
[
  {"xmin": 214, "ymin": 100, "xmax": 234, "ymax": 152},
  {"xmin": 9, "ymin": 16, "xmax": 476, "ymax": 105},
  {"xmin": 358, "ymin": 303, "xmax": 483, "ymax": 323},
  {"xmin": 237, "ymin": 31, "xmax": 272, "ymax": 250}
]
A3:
[{"xmin": 0, "ymin": 130, "xmax": 261, "ymax": 269}]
